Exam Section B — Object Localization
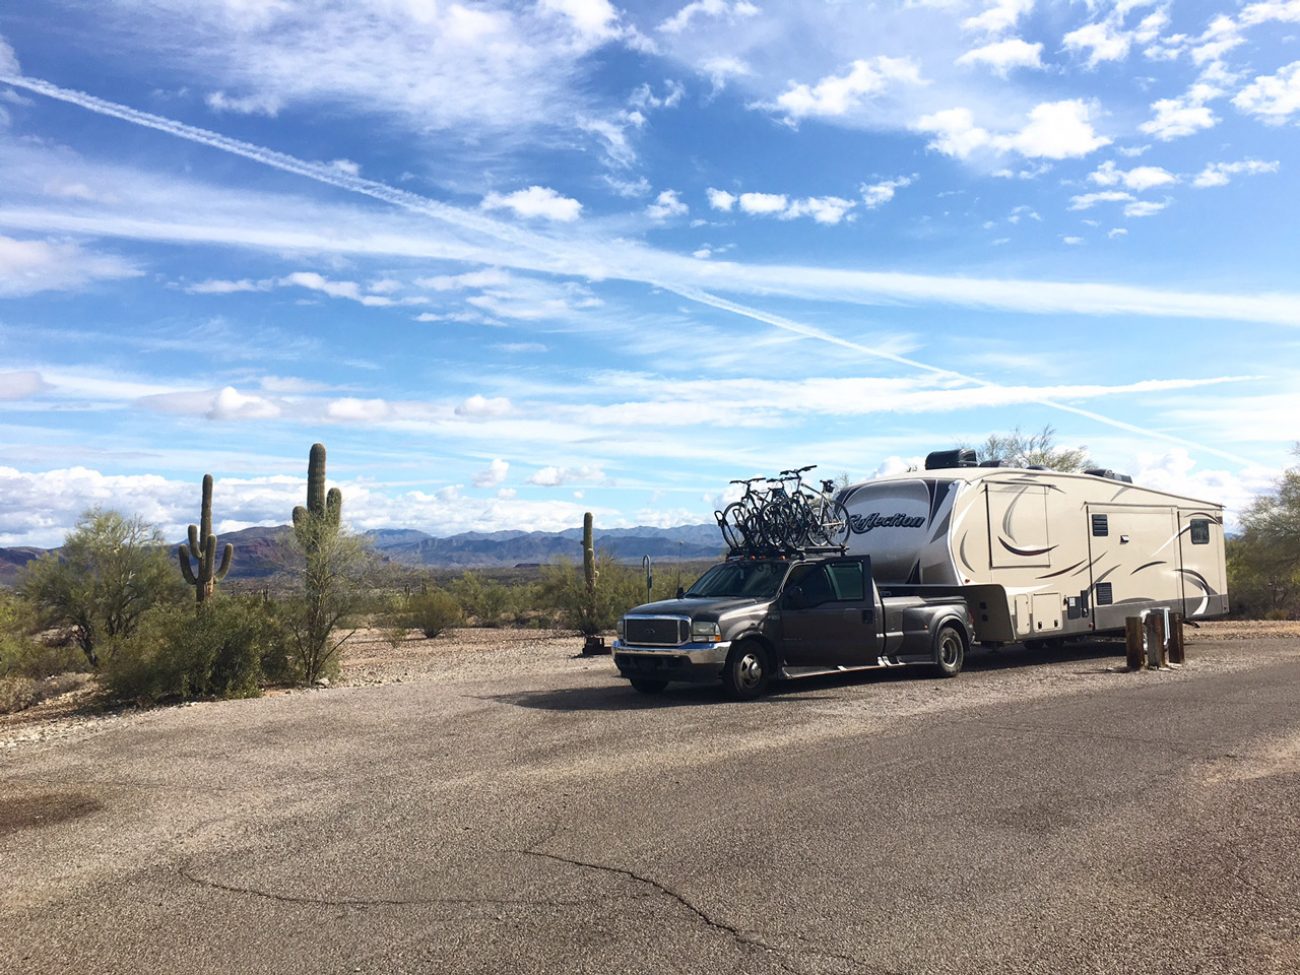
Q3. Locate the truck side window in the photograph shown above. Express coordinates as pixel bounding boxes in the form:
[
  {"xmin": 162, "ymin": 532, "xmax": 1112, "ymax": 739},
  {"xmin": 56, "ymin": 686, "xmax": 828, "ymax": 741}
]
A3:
[
  {"xmin": 1190, "ymin": 519, "xmax": 1210, "ymax": 544},
  {"xmin": 799, "ymin": 567, "xmax": 835, "ymax": 605},
  {"xmin": 826, "ymin": 562, "xmax": 865, "ymax": 601}
]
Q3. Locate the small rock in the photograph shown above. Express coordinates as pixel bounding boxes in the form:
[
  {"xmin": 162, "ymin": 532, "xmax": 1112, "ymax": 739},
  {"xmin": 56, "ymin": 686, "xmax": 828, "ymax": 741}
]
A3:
[{"xmin": 315, "ymin": 677, "xmax": 331, "ymax": 688}]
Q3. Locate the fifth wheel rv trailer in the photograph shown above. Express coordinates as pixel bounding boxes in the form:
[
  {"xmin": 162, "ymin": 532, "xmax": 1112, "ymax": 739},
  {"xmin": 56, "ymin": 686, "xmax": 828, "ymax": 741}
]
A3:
[{"xmin": 837, "ymin": 450, "xmax": 1228, "ymax": 645}]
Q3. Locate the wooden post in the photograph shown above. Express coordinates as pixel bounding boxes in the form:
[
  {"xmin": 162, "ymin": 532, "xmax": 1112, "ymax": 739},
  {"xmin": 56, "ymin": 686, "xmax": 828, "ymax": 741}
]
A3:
[
  {"xmin": 1168, "ymin": 612, "xmax": 1186, "ymax": 665},
  {"xmin": 1125, "ymin": 617, "xmax": 1144, "ymax": 670},
  {"xmin": 1145, "ymin": 612, "xmax": 1168, "ymax": 669}
]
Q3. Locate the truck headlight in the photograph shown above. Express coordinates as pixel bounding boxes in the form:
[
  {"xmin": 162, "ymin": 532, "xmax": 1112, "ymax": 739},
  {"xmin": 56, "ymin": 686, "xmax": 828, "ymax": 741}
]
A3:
[
  {"xmin": 616, "ymin": 618, "xmax": 625, "ymax": 639},
  {"xmin": 691, "ymin": 621, "xmax": 721, "ymax": 643}
]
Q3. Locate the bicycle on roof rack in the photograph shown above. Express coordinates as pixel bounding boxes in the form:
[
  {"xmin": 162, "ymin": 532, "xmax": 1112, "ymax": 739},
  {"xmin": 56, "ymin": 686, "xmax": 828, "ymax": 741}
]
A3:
[{"xmin": 714, "ymin": 465, "xmax": 850, "ymax": 557}]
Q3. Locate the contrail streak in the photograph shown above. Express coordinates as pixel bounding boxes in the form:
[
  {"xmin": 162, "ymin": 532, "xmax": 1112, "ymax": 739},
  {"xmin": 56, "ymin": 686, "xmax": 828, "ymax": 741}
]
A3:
[
  {"xmin": 0, "ymin": 72, "xmax": 1261, "ymax": 467},
  {"xmin": 666, "ymin": 286, "xmax": 1257, "ymax": 465}
]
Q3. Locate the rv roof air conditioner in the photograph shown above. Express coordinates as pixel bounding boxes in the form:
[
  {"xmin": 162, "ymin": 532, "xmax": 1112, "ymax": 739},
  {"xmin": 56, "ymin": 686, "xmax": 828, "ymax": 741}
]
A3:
[
  {"xmin": 979, "ymin": 459, "xmax": 1011, "ymax": 467},
  {"xmin": 1084, "ymin": 468, "xmax": 1134, "ymax": 483},
  {"xmin": 925, "ymin": 448, "xmax": 978, "ymax": 470}
]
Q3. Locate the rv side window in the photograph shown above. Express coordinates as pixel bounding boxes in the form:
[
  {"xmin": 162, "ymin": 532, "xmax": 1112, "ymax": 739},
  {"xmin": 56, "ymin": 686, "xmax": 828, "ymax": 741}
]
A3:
[
  {"xmin": 1190, "ymin": 519, "xmax": 1211, "ymax": 545},
  {"xmin": 1091, "ymin": 514, "xmax": 1108, "ymax": 537}
]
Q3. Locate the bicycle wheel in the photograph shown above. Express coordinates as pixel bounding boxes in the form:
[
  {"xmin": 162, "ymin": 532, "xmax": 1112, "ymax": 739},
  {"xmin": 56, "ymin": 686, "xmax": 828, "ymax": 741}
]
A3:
[
  {"xmin": 717, "ymin": 503, "xmax": 748, "ymax": 551},
  {"xmin": 818, "ymin": 499, "xmax": 851, "ymax": 548}
]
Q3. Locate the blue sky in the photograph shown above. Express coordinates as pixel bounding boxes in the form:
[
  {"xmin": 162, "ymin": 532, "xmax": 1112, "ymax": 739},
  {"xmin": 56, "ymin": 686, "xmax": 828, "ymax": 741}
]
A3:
[{"xmin": 0, "ymin": 0, "xmax": 1297, "ymax": 546}]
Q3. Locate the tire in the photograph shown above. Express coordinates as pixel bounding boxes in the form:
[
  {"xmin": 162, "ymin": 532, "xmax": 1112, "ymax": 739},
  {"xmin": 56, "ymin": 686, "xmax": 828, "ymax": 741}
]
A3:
[
  {"xmin": 932, "ymin": 624, "xmax": 965, "ymax": 678},
  {"xmin": 820, "ymin": 500, "xmax": 851, "ymax": 548},
  {"xmin": 717, "ymin": 504, "xmax": 747, "ymax": 551},
  {"xmin": 629, "ymin": 678, "xmax": 668, "ymax": 694},
  {"xmin": 722, "ymin": 641, "xmax": 772, "ymax": 700}
]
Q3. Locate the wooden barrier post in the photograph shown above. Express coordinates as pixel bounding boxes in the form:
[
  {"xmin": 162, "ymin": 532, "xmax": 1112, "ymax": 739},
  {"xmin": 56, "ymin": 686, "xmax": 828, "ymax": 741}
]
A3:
[
  {"xmin": 1144, "ymin": 612, "xmax": 1168, "ymax": 669},
  {"xmin": 1168, "ymin": 613, "xmax": 1186, "ymax": 665},
  {"xmin": 1125, "ymin": 617, "xmax": 1145, "ymax": 671}
]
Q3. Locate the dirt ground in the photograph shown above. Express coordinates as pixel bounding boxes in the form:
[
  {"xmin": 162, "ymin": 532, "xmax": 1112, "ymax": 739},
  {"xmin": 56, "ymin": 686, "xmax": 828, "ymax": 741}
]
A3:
[{"xmin": 3, "ymin": 620, "xmax": 1298, "ymax": 752}]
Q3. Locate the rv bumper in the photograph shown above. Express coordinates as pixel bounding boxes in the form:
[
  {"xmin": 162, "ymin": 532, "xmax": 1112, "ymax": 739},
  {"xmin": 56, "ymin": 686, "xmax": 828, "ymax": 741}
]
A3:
[{"xmin": 612, "ymin": 640, "xmax": 730, "ymax": 684}]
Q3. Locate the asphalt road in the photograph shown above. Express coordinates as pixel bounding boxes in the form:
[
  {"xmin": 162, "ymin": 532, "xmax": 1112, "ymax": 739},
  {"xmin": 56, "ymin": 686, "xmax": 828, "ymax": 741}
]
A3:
[{"xmin": 3, "ymin": 635, "xmax": 1300, "ymax": 974}]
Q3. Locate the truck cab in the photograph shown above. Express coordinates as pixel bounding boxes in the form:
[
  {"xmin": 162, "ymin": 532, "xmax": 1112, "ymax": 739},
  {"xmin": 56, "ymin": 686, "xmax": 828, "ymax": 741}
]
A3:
[{"xmin": 613, "ymin": 555, "xmax": 972, "ymax": 699}]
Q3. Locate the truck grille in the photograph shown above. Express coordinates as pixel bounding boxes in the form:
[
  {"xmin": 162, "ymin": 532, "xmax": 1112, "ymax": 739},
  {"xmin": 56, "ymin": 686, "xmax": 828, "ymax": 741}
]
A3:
[{"xmin": 624, "ymin": 617, "xmax": 689, "ymax": 646}]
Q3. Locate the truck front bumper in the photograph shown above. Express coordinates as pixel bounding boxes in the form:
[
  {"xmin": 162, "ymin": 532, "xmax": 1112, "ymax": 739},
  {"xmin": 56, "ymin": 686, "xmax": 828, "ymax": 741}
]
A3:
[{"xmin": 612, "ymin": 640, "xmax": 731, "ymax": 685}]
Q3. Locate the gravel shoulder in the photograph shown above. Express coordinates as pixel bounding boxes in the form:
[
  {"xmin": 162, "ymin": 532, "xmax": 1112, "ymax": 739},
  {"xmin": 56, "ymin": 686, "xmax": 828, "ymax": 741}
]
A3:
[{"xmin": 3, "ymin": 620, "xmax": 1298, "ymax": 752}]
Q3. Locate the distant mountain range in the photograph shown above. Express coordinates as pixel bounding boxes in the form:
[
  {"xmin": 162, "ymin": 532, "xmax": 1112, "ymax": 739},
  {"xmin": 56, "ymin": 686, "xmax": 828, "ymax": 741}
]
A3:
[{"xmin": 0, "ymin": 523, "xmax": 723, "ymax": 585}]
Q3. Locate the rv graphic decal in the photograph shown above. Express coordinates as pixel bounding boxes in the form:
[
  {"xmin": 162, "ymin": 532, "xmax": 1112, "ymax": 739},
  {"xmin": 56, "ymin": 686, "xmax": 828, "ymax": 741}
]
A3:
[{"xmin": 849, "ymin": 512, "xmax": 927, "ymax": 534}]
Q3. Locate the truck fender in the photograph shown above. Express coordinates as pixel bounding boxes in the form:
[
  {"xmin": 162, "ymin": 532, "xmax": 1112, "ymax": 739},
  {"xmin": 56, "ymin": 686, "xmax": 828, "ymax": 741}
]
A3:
[{"xmin": 930, "ymin": 613, "xmax": 971, "ymax": 660}]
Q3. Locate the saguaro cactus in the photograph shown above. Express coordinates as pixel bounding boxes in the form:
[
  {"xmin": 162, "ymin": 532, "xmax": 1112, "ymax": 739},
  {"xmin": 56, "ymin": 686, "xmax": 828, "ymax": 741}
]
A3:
[
  {"xmin": 293, "ymin": 442, "xmax": 342, "ymax": 544},
  {"xmin": 178, "ymin": 473, "xmax": 234, "ymax": 604}
]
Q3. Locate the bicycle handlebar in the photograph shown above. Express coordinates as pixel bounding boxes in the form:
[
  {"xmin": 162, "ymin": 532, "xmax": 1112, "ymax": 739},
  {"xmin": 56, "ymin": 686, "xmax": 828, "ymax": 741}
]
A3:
[{"xmin": 779, "ymin": 465, "xmax": 817, "ymax": 476}]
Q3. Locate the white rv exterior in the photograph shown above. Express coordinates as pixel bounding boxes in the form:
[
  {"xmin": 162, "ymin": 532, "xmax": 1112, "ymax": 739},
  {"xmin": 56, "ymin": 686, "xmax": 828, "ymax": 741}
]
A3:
[{"xmin": 837, "ymin": 467, "xmax": 1228, "ymax": 643}]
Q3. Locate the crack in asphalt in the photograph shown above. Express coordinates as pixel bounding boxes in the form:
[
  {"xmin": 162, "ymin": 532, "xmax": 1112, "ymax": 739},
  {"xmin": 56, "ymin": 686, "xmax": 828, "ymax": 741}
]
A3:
[
  {"xmin": 517, "ymin": 848, "xmax": 899, "ymax": 975},
  {"xmin": 177, "ymin": 866, "xmax": 653, "ymax": 911}
]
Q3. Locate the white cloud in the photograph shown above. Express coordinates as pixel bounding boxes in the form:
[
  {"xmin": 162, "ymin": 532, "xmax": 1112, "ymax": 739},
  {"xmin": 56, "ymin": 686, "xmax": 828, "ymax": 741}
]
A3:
[
  {"xmin": 1108, "ymin": 227, "xmax": 1129, "ymax": 238},
  {"xmin": 861, "ymin": 175, "xmax": 915, "ymax": 209},
  {"xmin": 1063, "ymin": 20, "xmax": 1133, "ymax": 67},
  {"xmin": 0, "ymin": 234, "xmax": 140, "ymax": 297},
  {"xmin": 279, "ymin": 270, "xmax": 398, "ymax": 306},
  {"xmin": 208, "ymin": 386, "xmax": 281, "ymax": 420},
  {"xmin": 706, "ymin": 187, "xmax": 736, "ymax": 211},
  {"xmin": 0, "ymin": 34, "xmax": 20, "ymax": 75},
  {"xmin": 576, "ymin": 114, "xmax": 641, "ymax": 167},
  {"xmin": 539, "ymin": 0, "xmax": 622, "ymax": 42},
  {"xmin": 962, "ymin": 0, "xmax": 1034, "ymax": 35},
  {"xmin": 420, "ymin": 268, "xmax": 515, "ymax": 291},
  {"xmin": 526, "ymin": 464, "xmax": 606, "ymax": 486},
  {"xmin": 1233, "ymin": 61, "xmax": 1300, "ymax": 124},
  {"xmin": 185, "ymin": 278, "xmax": 273, "ymax": 294},
  {"xmin": 1140, "ymin": 84, "xmax": 1219, "ymax": 140},
  {"xmin": 1062, "ymin": 235, "xmax": 1084, "ymax": 246},
  {"xmin": 1001, "ymin": 99, "xmax": 1109, "ymax": 159},
  {"xmin": 738, "ymin": 191, "xmax": 788, "ymax": 215},
  {"xmin": 630, "ymin": 80, "xmax": 685, "ymax": 111},
  {"xmin": 1131, "ymin": 448, "xmax": 1278, "ymax": 531},
  {"xmin": 1089, "ymin": 160, "xmax": 1177, "ymax": 191},
  {"xmin": 774, "ymin": 57, "xmax": 924, "ymax": 121},
  {"xmin": 0, "ymin": 370, "xmax": 51, "ymax": 401},
  {"xmin": 326, "ymin": 397, "xmax": 391, "ymax": 422},
  {"xmin": 455, "ymin": 394, "xmax": 512, "ymax": 418},
  {"xmin": 1069, "ymin": 190, "xmax": 1136, "ymax": 210},
  {"xmin": 700, "ymin": 55, "xmax": 750, "ymax": 91},
  {"xmin": 646, "ymin": 189, "xmax": 689, "ymax": 220},
  {"xmin": 783, "ymin": 196, "xmax": 857, "ymax": 224},
  {"xmin": 1123, "ymin": 198, "xmax": 1170, "ymax": 217},
  {"xmin": 205, "ymin": 90, "xmax": 281, "ymax": 116},
  {"xmin": 604, "ymin": 175, "xmax": 652, "ymax": 198},
  {"xmin": 1240, "ymin": 1, "xmax": 1300, "ymax": 27},
  {"xmin": 915, "ymin": 107, "xmax": 992, "ymax": 159},
  {"xmin": 480, "ymin": 186, "xmax": 582, "ymax": 222},
  {"xmin": 956, "ymin": 38, "xmax": 1043, "ymax": 76},
  {"xmin": 917, "ymin": 100, "xmax": 1107, "ymax": 160},
  {"xmin": 659, "ymin": 0, "xmax": 759, "ymax": 34},
  {"xmin": 1192, "ymin": 159, "xmax": 1280, "ymax": 188},
  {"xmin": 473, "ymin": 458, "xmax": 510, "ymax": 488}
]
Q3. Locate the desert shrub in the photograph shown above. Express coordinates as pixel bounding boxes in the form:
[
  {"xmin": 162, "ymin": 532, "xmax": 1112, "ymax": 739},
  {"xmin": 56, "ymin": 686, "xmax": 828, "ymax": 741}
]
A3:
[
  {"xmin": 406, "ymin": 588, "xmax": 464, "ymax": 637},
  {"xmin": 537, "ymin": 555, "xmax": 650, "ymax": 634},
  {"xmin": 19, "ymin": 509, "xmax": 181, "ymax": 666},
  {"xmin": 449, "ymin": 571, "xmax": 515, "ymax": 626},
  {"xmin": 102, "ymin": 596, "xmax": 281, "ymax": 704}
]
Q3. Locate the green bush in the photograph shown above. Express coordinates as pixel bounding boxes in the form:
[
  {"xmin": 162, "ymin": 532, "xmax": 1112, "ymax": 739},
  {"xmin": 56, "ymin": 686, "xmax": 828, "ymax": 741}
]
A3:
[
  {"xmin": 103, "ymin": 596, "xmax": 282, "ymax": 704},
  {"xmin": 406, "ymin": 588, "xmax": 464, "ymax": 637},
  {"xmin": 538, "ymin": 555, "xmax": 651, "ymax": 634}
]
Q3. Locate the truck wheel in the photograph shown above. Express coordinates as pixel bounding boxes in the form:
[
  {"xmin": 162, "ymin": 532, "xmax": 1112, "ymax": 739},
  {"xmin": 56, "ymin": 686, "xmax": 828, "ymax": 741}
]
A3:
[
  {"xmin": 723, "ymin": 642, "xmax": 771, "ymax": 700},
  {"xmin": 629, "ymin": 678, "xmax": 668, "ymax": 694},
  {"xmin": 932, "ymin": 625, "xmax": 965, "ymax": 678}
]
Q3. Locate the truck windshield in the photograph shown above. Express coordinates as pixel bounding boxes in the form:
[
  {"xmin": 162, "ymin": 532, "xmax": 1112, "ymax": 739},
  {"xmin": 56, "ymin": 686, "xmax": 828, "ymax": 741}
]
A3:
[{"xmin": 684, "ymin": 561, "xmax": 789, "ymax": 599}]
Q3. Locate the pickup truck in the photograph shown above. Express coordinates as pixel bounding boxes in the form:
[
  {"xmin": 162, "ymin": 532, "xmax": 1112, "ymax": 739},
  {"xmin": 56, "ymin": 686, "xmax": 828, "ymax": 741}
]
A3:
[{"xmin": 613, "ymin": 554, "xmax": 973, "ymax": 699}]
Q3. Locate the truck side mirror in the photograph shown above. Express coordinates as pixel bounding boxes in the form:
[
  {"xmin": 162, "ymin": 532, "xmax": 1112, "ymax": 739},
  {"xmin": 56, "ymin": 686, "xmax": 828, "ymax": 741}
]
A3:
[
  {"xmin": 675, "ymin": 586, "xmax": 685, "ymax": 599},
  {"xmin": 784, "ymin": 586, "xmax": 808, "ymax": 610}
]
